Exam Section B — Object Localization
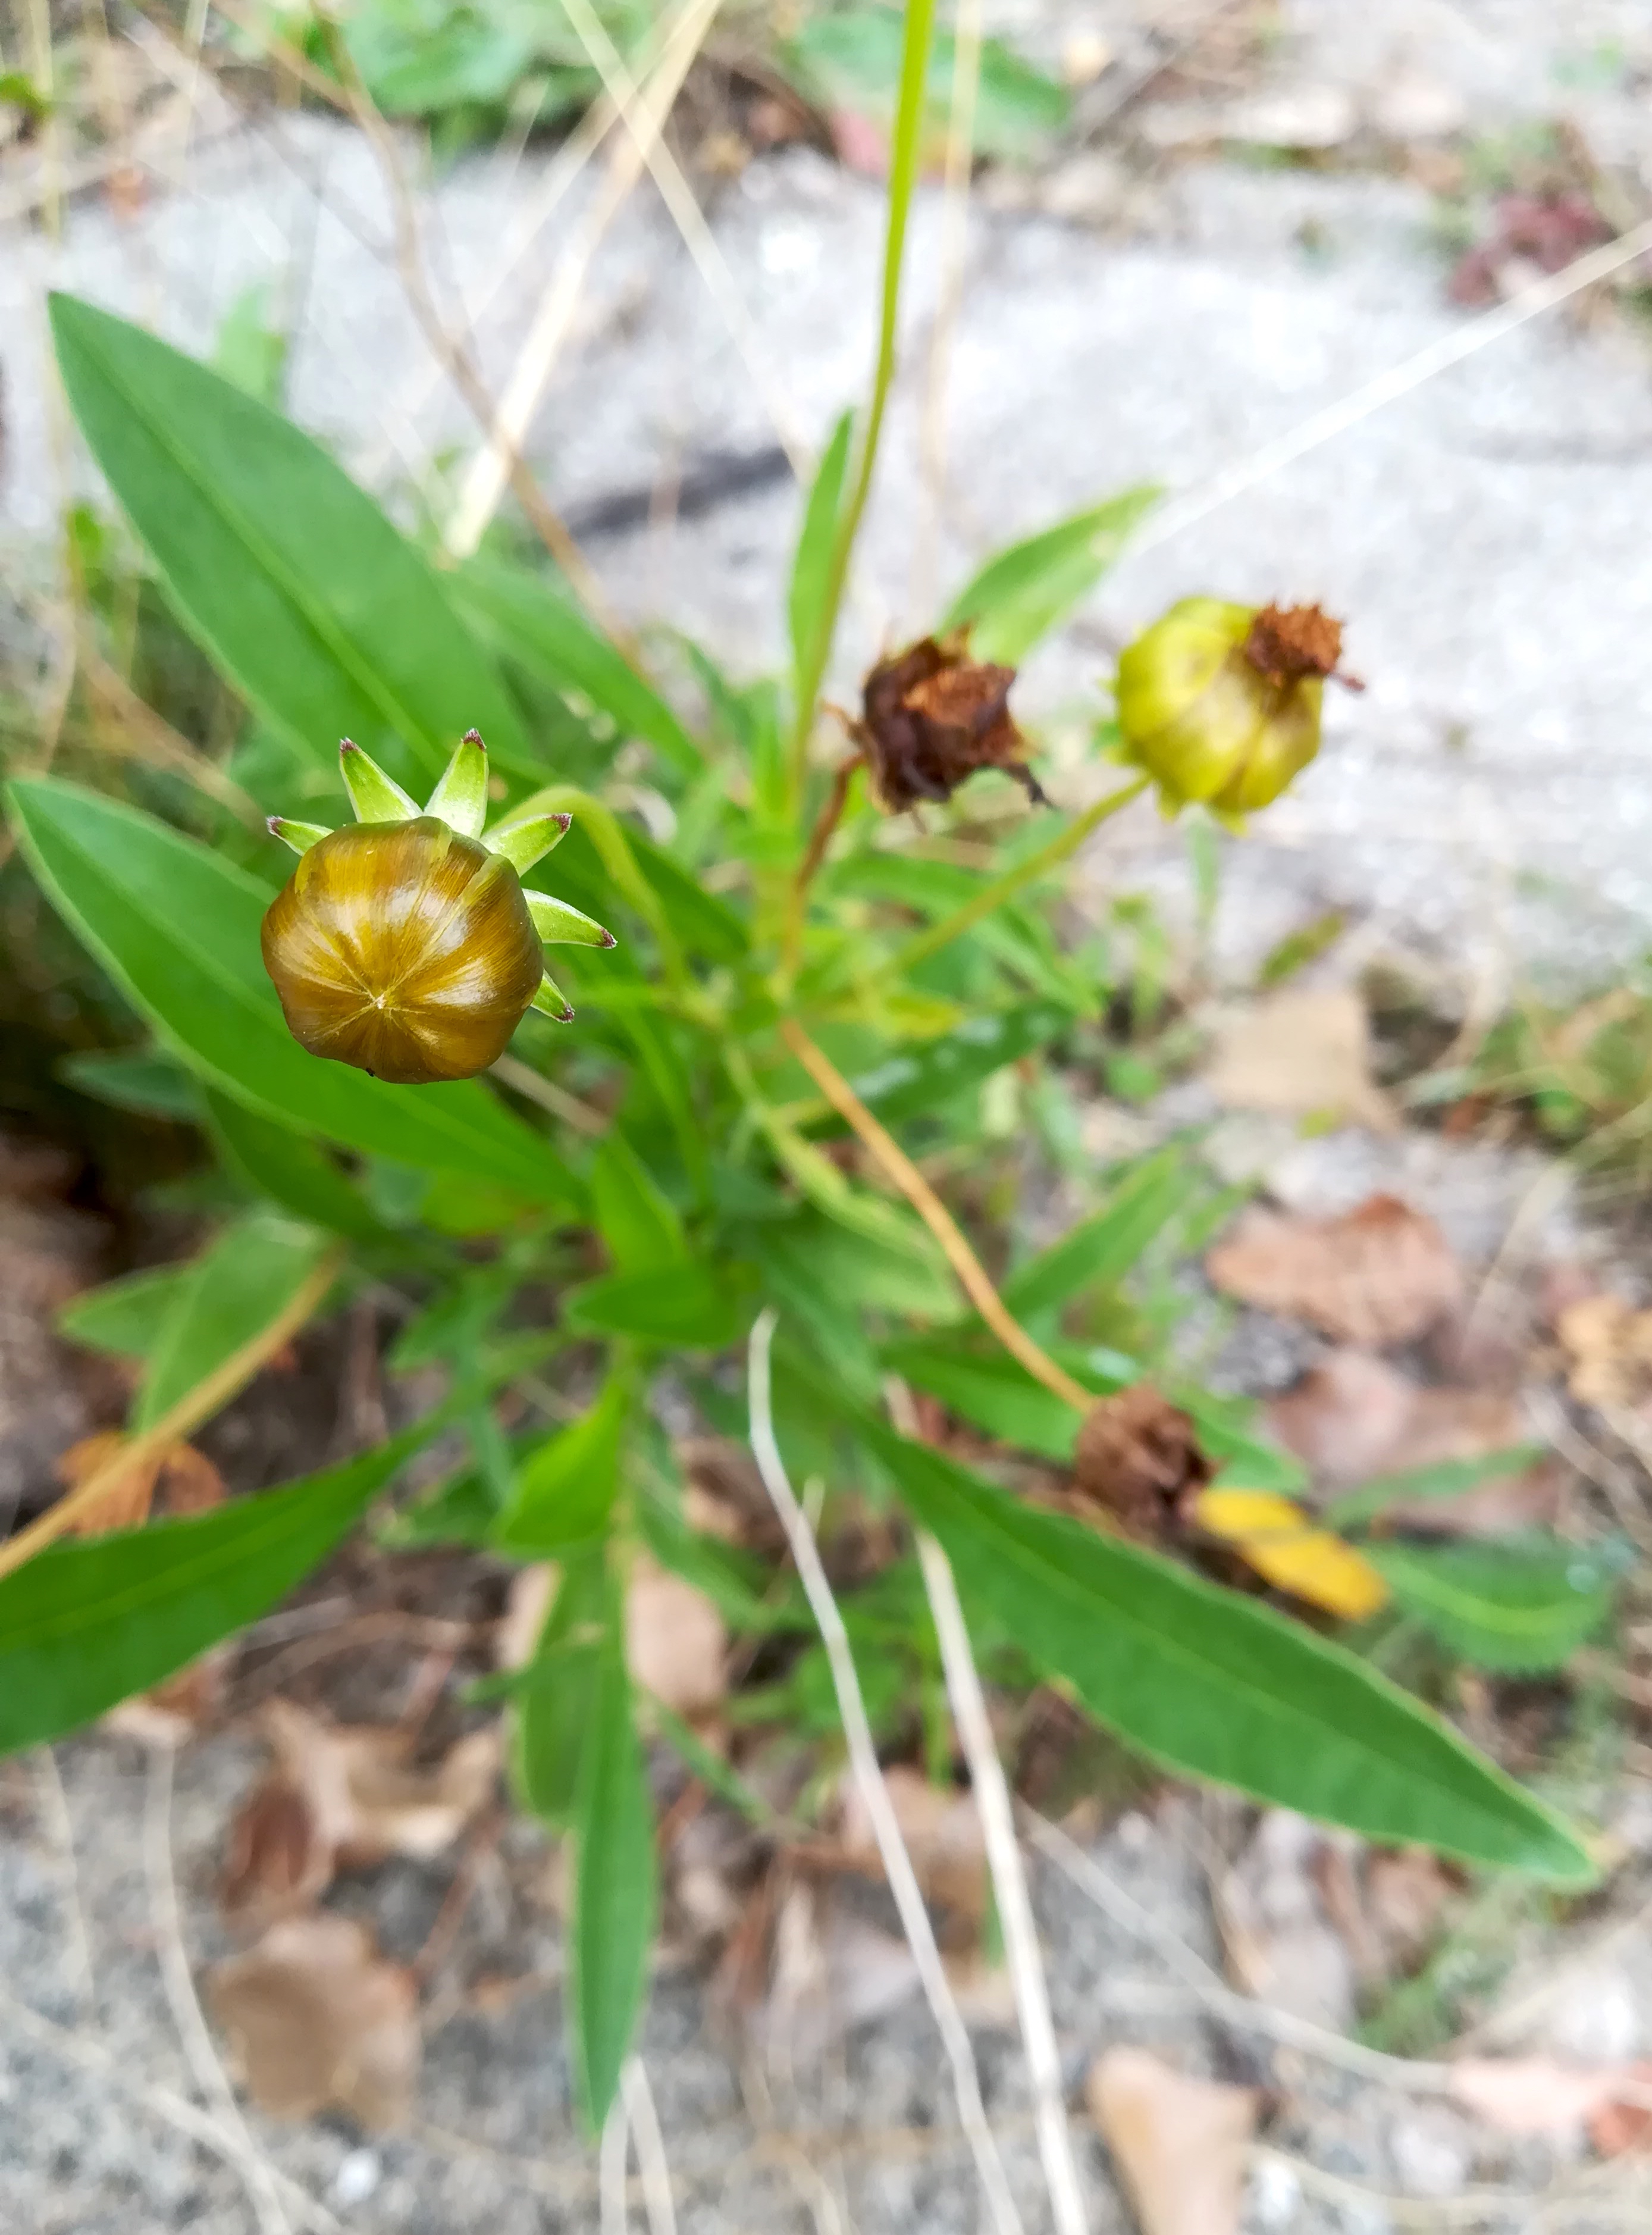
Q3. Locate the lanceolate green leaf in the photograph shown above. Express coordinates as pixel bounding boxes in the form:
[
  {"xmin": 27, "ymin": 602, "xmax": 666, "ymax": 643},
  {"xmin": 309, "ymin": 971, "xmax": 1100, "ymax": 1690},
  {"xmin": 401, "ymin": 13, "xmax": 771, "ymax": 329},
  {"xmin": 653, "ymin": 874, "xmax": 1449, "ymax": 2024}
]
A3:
[
  {"xmin": 0, "ymin": 1428, "xmax": 429, "ymax": 1756},
  {"xmin": 49, "ymin": 295, "xmax": 531, "ymax": 793},
  {"xmin": 1324, "ymin": 1447, "xmax": 1550, "ymax": 1532},
  {"xmin": 570, "ymin": 1604, "xmax": 657, "ymax": 2129},
  {"xmin": 136, "ymin": 1213, "xmax": 331, "ymax": 1430},
  {"xmin": 495, "ymin": 1375, "xmax": 629, "ymax": 1554},
  {"xmin": 6, "ymin": 779, "xmax": 577, "ymax": 1209},
  {"xmin": 789, "ymin": 409, "xmax": 853, "ymax": 714},
  {"xmin": 1002, "ymin": 1144, "xmax": 1192, "ymax": 1320},
  {"xmin": 205, "ymin": 1088, "xmax": 391, "ymax": 1245},
  {"xmin": 513, "ymin": 1548, "xmax": 606, "ymax": 1824},
  {"xmin": 943, "ymin": 484, "xmax": 1160, "ymax": 664},
  {"xmin": 564, "ymin": 1265, "xmax": 746, "ymax": 1348},
  {"xmin": 853, "ymin": 1414, "xmax": 1592, "ymax": 1880},
  {"xmin": 58, "ymin": 1263, "xmax": 195, "ymax": 1361},
  {"xmin": 453, "ymin": 558, "xmax": 700, "ymax": 778},
  {"xmin": 591, "ymin": 1134, "xmax": 686, "ymax": 1275},
  {"xmin": 1367, "ymin": 1537, "xmax": 1619, "ymax": 1673},
  {"xmin": 838, "ymin": 1001, "xmax": 1071, "ymax": 1129}
]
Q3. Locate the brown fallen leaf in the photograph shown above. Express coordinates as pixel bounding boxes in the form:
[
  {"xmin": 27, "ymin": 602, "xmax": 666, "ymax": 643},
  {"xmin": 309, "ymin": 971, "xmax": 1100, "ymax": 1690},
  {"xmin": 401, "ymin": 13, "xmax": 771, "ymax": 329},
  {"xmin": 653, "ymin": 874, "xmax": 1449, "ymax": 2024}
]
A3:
[
  {"xmin": 102, "ymin": 1651, "xmax": 228, "ymax": 1749},
  {"xmin": 1087, "ymin": 2046, "xmax": 1259, "ymax": 2235},
  {"xmin": 222, "ymin": 1701, "xmax": 500, "ymax": 1924},
  {"xmin": 1267, "ymin": 1351, "xmax": 1559, "ymax": 1535},
  {"xmin": 55, "ymin": 1433, "xmax": 228, "ymax": 1538},
  {"xmin": 1588, "ymin": 2060, "xmax": 1652, "ymax": 2156},
  {"xmin": 208, "ymin": 1914, "xmax": 419, "ymax": 2127},
  {"xmin": 1218, "ymin": 1810, "xmax": 1356, "ymax": 2031},
  {"xmin": 626, "ymin": 1554, "xmax": 727, "ymax": 1722},
  {"xmin": 494, "ymin": 1561, "xmax": 557, "ymax": 1671},
  {"xmin": 1203, "ymin": 988, "xmax": 1396, "ymax": 1132},
  {"xmin": 837, "ymin": 1764, "xmax": 988, "ymax": 1924},
  {"xmin": 1208, "ymin": 1194, "xmax": 1463, "ymax": 1346},
  {"xmin": 1071, "ymin": 1385, "xmax": 1211, "ymax": 1539},
  {"xmin": 1449, "ymin": 2056, "xmax": 1631, "ymax": 2136},
  {"xmin": 1557, "ymin": 1294, "xmax": 1652, "ymax": 1411}
]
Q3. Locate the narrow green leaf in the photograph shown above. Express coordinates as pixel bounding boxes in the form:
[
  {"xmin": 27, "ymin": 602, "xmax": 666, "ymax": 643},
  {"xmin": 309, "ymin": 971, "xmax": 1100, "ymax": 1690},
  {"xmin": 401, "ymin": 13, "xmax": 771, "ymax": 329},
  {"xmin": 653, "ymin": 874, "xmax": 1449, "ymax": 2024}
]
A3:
[
  {"xmin": 58, "ymin": 1264, "xmax": 195, "ymax": 1362},
  {"xmin": 789, "ymin": 409, "xmax": 853, "ymax": 712},
  {"xmin": 570, "ymin": 1604, "xmax": 657, "ymax": 2129},
  {"xmin": 513, "ymin": 1548, "xmax": 606, "ymax": 1824},
  {"xmin": 838, "ymin": 1002, "xmax": 1070, "ymax": 1129},
  {"xmin": 881, "ymin": 1333, "xmax": 1133, "ymax": 1460},
  {"xmin": 453, "ymin": 558, "xmax": 700, "ymax": 777},
  {"xmin": 625, "ymin": 829, "xmax": 748, "ymax": 965},
  {"xmin": 205, "ymin": 1087, "xmax": 390, "ymax": 1244},
  {"xmin": 1002, "ymin": 1144, "xmax": 1193, "ymax": 1320},
  {"xmin": 495, "ymin": 1374, "xmax": 629, "ymax": 1554},
  {"xmin": 0, "ymin": 1429, "xmax": 427, "ymax": 1756},
  {"xmin": 943, "ymin": 484, "xmax": 1160, "ymax": 664},
  {"xmin": 564, "ymin": 1265, "xmax": 745, "ymax": 1348},
  {"xmin": 1366, "ymin": 1538, "xmax": 1619, "ymax": 1673},
  {"xmin": 1325, "ymin": 1447, "xmax": 1550, "ymax": 1532},
  {"xmin": 6, "ymin": 778, "xmax": 578, "ymax": 1209},
  {"xmin": 134, "ymin": 1214, "xmax": 331, "ymax": 1431},
  {"xmin": 853, "ymin": 1414, "xmax": 1592, "ymax": 1880},
  {"xmin": 591, "ymin": 1135, "xmax": 686, "ymax": 1275},
  {"xmin": 50, "ymin": 295, "xmax": 531, "ymax": 792},
  {"xmin": 58, "ymin": 1047, "xmax": 202, "ymax": 1120}
]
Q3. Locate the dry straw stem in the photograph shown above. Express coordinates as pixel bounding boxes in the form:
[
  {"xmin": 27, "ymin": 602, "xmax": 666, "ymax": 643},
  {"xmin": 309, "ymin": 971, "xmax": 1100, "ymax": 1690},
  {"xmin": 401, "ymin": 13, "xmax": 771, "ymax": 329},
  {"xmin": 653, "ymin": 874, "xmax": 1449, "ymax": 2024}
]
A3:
[
  {"xmin": 621, "ymin": 2057, "xmax": 679, "ymax": 2235},
  {"xmin": 0, "ymin": 1242, "xmax": 344, "ymax": 1582},
  {"xmin": 556, "ymin": 0, "xmax": 810, "ymax": 474},
  {"xmin": 1022, "ymin": 1807, "xmax": 1458, "ymax": 2093},
  {"xmin": 779, "ymin": 1019, "xmax": 1091, "ymax": 1412},
  {"xmin": 146, "ymin": 1748, "xmax": 294, "ymax": 2235},
  {"xmin": 1, "ymin": 1987, "xmax": 343, "ymax": 2234},
  {"xmin": 913, "ymin": 1527, "xmax": 1090, "ymax": 2235},
  {"xmin": 600, "ymin": 2079, "xmax": 631, "ymax": 2235},
  {"xmin": 311, "ymin": 9, "xmax": 623, "ymax": 645},
  {"xmin": 746, "ymin": 1310, "xmax": 1025, "ymax": 2235},
  {"xmin": 1133, "ymin": 212, "xmax": 1652, "ymax": 562},
  {"xmin": 444, "ymin": 0, "xmax": 724, "ymax": 562}
]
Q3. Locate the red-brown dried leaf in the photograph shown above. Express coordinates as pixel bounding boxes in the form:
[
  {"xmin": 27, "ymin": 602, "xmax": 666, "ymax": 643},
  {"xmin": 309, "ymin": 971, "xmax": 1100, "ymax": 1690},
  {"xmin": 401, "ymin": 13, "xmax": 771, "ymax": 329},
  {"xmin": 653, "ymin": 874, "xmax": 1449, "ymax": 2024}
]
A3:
[
  {"xmin": 855, "ymin": 634, "xmax": 1048, "ymax": 812},
  {"xmin": 1206, "ymin": 1194, "xmax": 1463, "ymax": 1347}
]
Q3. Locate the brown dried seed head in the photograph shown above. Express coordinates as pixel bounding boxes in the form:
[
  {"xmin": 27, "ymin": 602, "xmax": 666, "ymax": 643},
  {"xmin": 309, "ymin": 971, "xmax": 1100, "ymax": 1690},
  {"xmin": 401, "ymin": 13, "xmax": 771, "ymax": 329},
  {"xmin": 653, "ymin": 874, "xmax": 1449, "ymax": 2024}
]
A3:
[
  {"xmin": 1242, "ymin": 603, "xmax": 1344, "ymax": 688},
  {"xmin": 855, "ymin": 634, "xmax": 1048, "ymax": 812},
  {"xmin": 1071, "ymin": 1385, "xmax": 1212, "ymax": 1541}
]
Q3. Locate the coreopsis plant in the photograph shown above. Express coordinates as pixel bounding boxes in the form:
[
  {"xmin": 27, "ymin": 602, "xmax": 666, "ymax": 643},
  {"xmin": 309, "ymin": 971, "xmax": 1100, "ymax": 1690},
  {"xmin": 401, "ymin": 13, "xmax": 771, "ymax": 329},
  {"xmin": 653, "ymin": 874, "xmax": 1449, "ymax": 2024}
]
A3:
[{"xmin": 0, "ymin": 7, "xmax": 1595, "ymax": 2139}]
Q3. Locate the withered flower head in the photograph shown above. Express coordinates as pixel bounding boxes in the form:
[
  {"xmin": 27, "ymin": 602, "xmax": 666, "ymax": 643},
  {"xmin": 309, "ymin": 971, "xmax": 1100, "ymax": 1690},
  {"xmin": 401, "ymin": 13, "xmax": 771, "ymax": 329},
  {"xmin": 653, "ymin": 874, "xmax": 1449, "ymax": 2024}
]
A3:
[
  {"xmin": 1115, "ymin": 597, "xmax": 1358, "ymax": 822},
  {"xmin": 1071, "ymin": 1384, "xmax": 1212, "ymax": 1543},
  {"xmin": 855, "ymin": 633, "xmax": 1048, "ymax": 813}
]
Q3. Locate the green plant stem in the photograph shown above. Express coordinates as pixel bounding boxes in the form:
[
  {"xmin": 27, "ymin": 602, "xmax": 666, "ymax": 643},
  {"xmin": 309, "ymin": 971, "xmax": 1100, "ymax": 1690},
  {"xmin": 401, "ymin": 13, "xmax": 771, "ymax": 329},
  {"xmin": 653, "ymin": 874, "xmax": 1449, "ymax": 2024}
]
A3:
[
  {"xmin": 786, "ymin": 0, "xmax": 941, "ymax": 803},
  {"xmin": 884, "ymin": 773, "xmax": 1148, "ymax": 980}
]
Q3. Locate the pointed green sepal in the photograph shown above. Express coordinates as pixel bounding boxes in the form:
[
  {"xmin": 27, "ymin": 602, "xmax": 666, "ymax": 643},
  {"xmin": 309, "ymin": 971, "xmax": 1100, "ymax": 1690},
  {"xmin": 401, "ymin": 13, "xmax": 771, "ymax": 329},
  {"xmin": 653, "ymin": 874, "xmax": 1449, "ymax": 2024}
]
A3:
[
  {"xmin": 531, "ymin": 971, "xmax": 575, "ymax": 1023},
  {"xmin": 487, "ymin": 812, "xmax": 572, "ymax": 875},
  {"xmin": 424, "ymin": 728, "xmax": 490, "ymax": 837},
  {"xmin": 340, "ymin": 739, "xmax": 419, "ymax": 824},
  {"xmin": 267, "ymin": 816, "xmax": 331, "ymax": 855},
  {"xmin": 525, "ymin": 890, "xmax": 617, "ymax": 949}
]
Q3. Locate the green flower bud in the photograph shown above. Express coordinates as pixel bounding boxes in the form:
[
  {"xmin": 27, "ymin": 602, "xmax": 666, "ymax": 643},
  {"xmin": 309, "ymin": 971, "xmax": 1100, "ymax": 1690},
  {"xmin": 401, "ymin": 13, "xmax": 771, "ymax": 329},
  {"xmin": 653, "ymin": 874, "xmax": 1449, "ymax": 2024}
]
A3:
[
  {"xmin": 261, "ymin": 730, "xmax": 614, "ymax": 1083},
  {"xmin": 1114, "ymin": 599, "xmax": 1355, "ymax": 819}
]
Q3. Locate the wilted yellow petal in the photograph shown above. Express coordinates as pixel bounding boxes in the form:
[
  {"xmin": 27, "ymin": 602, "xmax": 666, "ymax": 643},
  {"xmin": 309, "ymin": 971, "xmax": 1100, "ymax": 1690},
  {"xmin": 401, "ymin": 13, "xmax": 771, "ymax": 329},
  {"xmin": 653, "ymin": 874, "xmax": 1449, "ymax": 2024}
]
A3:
[{"xmin": 1193, "ymin": 1488, "xmax": 1390, "ymax": 1622}]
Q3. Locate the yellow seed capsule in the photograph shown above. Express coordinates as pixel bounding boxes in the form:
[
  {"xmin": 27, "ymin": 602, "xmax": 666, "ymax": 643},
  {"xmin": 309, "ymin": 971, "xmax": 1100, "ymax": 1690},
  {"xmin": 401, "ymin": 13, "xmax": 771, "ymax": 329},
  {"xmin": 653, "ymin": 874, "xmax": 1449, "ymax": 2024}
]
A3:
[
  {"xmin": 261, "ymin": 817, "xmax": 546, "ymax": 1085},
  {"xmin": 1115, "ymin": 599, "xmax": 1349, "ymax": 818}
]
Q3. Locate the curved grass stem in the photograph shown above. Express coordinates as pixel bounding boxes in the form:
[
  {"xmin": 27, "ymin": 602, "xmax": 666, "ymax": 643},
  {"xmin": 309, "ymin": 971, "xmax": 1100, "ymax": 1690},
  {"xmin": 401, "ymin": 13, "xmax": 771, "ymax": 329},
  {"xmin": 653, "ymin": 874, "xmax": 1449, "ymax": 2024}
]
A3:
[
  {"xmin": 886, "ymin": 772, "xmax": 1149, "ymax": 981},
  {"xmin": 786, "ymin": 0, "xmax": 941, "ymax": 800},
  {"xmin": 778, "ymin": 1018, "xmax": 1091, "ymax": 1413}
]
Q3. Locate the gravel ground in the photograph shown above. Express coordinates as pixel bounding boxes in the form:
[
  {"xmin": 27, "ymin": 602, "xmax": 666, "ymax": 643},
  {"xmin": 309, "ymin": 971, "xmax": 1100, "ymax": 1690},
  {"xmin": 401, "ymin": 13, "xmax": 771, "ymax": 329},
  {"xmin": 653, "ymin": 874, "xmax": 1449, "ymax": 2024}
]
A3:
[{"xmin": 8, "ymin": 4, "xmax": 1652, "ymax": 2228}]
